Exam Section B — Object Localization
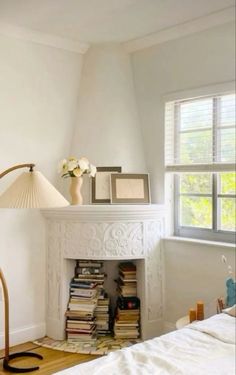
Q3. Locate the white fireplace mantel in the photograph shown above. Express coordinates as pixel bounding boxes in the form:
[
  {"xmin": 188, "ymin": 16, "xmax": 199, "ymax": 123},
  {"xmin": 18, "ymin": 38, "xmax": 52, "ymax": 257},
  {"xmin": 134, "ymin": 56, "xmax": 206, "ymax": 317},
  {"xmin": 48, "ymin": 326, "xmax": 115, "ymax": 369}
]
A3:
[{"xmin": 42, "ymin": 204, "xmax": 166, "ymax": 340}]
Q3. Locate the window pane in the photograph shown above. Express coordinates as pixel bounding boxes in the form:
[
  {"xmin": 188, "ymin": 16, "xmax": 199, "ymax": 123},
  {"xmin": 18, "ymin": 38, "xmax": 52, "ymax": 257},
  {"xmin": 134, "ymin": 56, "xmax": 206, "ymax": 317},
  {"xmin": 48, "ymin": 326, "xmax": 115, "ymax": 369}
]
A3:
[
  {"xmin": 218, "ymin": 127, "xmax": 236, "ymax": 162},
  {"xmin": 220, "ymin": 94, "xmax": 236, "ymax": 127},
  {"xmin": 219, "ymin": 198, "xmax": 236, "ymax": 231},
  {"xmin": 180, "ymin": 174, "xmax": 212, "ymax": 194},
  {"xmin": 180, "ymin": 196, "xmax": 212, "ymax": 228},
  {"xmin": 179, "ymin": 130, "xmax": 212, "ymax": 163},
  {"xmin": 180, "ymin": 98, "xmax": 212, "ymax": 131},
  {"xmin": 220, "ymin": 172, "xmax": 236, "ymax": 194}
]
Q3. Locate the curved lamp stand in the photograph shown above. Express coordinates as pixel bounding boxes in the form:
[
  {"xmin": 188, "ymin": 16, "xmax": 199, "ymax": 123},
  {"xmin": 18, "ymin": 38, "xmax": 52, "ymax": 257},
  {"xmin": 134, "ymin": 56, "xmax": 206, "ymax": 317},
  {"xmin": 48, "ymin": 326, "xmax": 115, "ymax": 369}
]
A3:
[
  {"xmin": 0, "ymin": 163, "xmax": 68, "ymax": 372},
  {"xmin": 0, "ymin": 268, "xmax": 43, "ymax": 373},
  {"xmin": 3, "ymin": 353, "xmax": 43, "ymax": 373},
  {"xmin": 0, "ymin": 164, "xmax": 40, "ymax": 372}
]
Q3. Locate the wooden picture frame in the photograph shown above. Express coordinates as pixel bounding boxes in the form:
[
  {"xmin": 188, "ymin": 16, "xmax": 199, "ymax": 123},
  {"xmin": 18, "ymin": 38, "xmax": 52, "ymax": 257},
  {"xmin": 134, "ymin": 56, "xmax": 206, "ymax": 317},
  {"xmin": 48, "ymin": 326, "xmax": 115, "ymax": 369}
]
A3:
[
  {"xmin": 111, "ymin": 173, "xmax": 150, "ymax": 204},
  {"xmin": 91, "ymin": 166, "xmax": 122, "ymax": 204}
]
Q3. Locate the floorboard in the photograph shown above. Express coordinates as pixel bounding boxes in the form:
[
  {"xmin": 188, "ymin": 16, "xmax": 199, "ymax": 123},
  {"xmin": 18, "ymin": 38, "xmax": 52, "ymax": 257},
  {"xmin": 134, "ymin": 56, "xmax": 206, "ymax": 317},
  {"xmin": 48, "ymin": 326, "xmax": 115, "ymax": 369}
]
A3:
[{"xmin": 0, "ymin": 343, "xmax": 98, "ymax": 374}]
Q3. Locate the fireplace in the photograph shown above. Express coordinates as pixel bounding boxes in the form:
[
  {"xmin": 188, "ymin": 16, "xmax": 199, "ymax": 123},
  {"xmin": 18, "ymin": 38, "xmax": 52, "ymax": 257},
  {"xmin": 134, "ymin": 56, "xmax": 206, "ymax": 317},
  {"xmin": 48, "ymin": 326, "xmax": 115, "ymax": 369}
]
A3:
[{"xmin": 42, "ymin": 204, "xmax": 166, "ymax": 340}]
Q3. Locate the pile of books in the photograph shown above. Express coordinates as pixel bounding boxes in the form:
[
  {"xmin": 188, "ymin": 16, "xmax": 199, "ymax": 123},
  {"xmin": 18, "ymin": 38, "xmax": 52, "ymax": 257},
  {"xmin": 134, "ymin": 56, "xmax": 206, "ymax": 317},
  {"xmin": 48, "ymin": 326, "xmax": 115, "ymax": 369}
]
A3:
[
  {"xmin": 114, "ymin": 298, "xmax": 140, "ymax": 339},
  {"xmin": 114, "ymin": 262, "xmax": 140, "ymax": 339},
  {"xmin": 78, "ymin": 260, "xmax": 111, "ymax": 335},
  {"xmin": 66, "ymin": 272, "xmax": 98, "ymax": 342},
  {"xmin": 66, "ymin": 260, "xmax": 111, "ymax": 341},
  {"xmin": 116, "ymin": 262, "xmax": 137, "ymax": 297},
  {"xmin": 95, "ymin": 293, "xmax": 110, "ymax": 335},
  {"xmin": 74, "ymin": 260, "xmax": 105, "ymax": 291}
]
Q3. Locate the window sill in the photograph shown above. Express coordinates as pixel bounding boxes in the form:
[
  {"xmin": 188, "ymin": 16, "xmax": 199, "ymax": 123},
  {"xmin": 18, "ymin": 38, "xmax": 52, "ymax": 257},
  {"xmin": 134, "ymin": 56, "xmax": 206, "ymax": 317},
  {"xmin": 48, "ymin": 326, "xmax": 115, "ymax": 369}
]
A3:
[{"xmin": 163, "ymin": 236, "xmax": 235, "ymax": 249}]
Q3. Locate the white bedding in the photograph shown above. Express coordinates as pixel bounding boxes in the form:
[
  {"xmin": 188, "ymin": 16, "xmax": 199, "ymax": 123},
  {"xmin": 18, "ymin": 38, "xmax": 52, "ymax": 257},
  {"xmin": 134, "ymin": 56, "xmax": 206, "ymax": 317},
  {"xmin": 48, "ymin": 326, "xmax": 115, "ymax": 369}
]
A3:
[{"xmin": 54, "ymin": 314, "xmax": 235, "ymax": 375}]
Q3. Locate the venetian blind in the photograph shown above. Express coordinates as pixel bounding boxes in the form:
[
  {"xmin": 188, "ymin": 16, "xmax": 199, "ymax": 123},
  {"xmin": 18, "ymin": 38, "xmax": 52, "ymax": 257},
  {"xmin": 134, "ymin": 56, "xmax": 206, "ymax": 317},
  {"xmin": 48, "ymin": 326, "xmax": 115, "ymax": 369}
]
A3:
[{"xmin": 165, "ymin": 93, "xmax": 236, "ymax": 172}]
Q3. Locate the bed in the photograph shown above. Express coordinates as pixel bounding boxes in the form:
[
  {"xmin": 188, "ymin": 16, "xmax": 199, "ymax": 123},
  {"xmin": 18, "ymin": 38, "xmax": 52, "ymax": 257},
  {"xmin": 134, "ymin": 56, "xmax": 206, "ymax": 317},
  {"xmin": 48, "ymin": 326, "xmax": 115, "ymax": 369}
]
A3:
[{"xmin": 54, "ymin": 313, "xmax": 235, "ymax": 375}]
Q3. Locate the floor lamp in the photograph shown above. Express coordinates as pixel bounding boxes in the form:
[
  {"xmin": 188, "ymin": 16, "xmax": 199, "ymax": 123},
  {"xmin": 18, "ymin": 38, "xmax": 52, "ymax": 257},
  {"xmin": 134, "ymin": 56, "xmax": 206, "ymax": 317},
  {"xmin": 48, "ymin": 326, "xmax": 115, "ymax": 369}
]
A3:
[{"xmin": 0, "ymin": 163, "xmax": 69, "ymax": 373}]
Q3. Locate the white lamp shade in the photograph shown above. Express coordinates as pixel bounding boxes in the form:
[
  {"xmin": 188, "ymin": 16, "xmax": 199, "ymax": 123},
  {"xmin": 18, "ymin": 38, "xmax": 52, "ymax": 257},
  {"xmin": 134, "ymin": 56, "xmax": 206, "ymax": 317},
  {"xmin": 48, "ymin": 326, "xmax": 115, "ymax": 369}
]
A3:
[{"xmin": 0, "ymin": 171, "xmax": 69, "ymax": 208}]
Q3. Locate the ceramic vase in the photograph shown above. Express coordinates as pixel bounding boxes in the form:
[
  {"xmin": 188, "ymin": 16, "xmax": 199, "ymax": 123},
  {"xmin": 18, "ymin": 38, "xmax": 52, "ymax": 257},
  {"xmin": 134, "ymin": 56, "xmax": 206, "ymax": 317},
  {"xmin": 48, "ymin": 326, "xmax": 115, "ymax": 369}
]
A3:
[
  {"xmin": 70, "ymin": 176, "xmax": 83, "ymax": 205},
  {"xmin": 226, "ymin": 278, "xmax": 236, "ymax": 307}
]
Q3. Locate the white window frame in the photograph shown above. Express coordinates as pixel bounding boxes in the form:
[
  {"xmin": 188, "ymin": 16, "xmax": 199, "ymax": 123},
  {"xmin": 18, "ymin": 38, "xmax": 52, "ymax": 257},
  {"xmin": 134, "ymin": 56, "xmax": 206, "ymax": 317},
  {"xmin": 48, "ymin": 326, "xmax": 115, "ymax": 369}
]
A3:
[
  {"xmin": 174, "ymin": 174, "xmax": 236, "ymax": 243},
  {"xmin": 164, "ymin": 82, "xmax": 236, "ymax": 243}
]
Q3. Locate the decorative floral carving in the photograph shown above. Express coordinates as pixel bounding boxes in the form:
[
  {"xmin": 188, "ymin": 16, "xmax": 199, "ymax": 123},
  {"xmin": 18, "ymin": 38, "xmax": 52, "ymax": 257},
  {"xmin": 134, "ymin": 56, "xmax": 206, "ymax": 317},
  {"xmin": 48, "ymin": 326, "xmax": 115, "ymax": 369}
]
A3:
[{"xmin": 63, "ymin": 222, "xmax": 144, "ymax": 258}]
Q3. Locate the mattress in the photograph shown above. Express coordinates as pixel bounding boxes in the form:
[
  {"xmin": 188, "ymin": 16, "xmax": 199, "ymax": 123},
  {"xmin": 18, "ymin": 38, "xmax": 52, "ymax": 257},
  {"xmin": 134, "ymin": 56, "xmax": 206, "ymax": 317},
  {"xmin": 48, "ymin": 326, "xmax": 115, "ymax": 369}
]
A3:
[{"xmin": 54, "ymin": 313, "xmax": 235, "ymax": 375}]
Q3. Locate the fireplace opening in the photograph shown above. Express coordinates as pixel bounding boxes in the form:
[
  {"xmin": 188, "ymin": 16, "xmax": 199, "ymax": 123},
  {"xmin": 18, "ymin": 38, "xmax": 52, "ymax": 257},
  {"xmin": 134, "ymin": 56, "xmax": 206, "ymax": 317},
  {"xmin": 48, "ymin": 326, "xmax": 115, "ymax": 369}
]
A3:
[{"xmin": 64, "ymin": 258, "xmax": 145, "ymax": 342}]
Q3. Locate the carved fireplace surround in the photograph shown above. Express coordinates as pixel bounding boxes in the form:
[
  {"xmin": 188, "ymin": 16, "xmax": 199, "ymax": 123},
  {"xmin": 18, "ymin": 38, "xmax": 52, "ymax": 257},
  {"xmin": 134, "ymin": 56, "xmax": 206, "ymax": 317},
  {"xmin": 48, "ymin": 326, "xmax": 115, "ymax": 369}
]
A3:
[{"xmin": 42, "ymin": 204, "xmax": 166, "ymax": 340}]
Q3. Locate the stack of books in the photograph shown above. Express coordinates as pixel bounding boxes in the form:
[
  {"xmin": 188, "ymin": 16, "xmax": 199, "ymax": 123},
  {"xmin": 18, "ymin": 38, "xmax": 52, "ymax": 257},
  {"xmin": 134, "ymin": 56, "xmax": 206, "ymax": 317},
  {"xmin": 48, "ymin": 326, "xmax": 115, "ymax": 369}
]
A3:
[
  {"xmin": 75, "ymin": 260, "xmax": 105, "ymax": 290},
  {"xmin": 117, "ymin": 262, "xmax": 137, "ymax": 297},
  {"xmin": 114, "ymin": 262, "xmax": 140, "ymax": 339},
  {"xmin": 95, "ymin": 294, "xmax": 110, "ymax": 335},
  {"xmin": 65, "ymin": 261, "xmax": 101, "ymax": 342},
  {"xmin": 65, "ymin": 315, "xmax": 96, "ymax": 342},
  {"xmin": 76, "ymin": 261, "xmax": 111, "ymax": 336},
  {"xmin": 66, "ymin": 260, "xmax": 111, "ymax": 341}
]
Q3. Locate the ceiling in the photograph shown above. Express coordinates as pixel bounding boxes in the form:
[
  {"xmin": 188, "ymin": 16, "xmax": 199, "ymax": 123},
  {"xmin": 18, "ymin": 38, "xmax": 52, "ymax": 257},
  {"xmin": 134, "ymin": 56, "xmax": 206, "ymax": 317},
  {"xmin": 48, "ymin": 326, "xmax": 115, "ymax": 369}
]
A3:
[{"xmin": 0, "ymin": 0, "xmax": 234, "ymax": 44}]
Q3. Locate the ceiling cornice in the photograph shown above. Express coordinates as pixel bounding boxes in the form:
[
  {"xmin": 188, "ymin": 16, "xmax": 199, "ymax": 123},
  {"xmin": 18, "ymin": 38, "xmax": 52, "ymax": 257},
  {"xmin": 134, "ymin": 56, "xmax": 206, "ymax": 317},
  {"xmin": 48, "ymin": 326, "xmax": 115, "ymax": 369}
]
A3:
[
  {"xmin": 0, "ymin": 6, "xmax": 234, "ymax": 55},
  {"xmin": 0, "ymin": 22, "xmax": 90, "ymax": 54},
  {"xmin": 123, "ymin": 6, "xmax": 235, "ymax": 53}
]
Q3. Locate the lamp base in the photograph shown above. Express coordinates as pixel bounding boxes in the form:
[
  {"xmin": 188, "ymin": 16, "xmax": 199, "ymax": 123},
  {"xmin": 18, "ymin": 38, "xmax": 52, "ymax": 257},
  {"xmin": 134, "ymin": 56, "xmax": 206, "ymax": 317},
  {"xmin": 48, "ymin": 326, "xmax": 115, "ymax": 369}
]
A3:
[{"xmin": 3, "ymin": 352, "xmax": 43, "ymax": 373}]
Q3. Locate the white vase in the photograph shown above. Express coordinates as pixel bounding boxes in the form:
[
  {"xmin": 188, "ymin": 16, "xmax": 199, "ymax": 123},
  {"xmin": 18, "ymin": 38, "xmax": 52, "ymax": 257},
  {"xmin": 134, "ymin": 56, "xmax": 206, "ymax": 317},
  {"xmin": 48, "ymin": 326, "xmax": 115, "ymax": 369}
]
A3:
[{"xmin": 70, "ymin": 177, "xmax": 83, "ymax": 205}]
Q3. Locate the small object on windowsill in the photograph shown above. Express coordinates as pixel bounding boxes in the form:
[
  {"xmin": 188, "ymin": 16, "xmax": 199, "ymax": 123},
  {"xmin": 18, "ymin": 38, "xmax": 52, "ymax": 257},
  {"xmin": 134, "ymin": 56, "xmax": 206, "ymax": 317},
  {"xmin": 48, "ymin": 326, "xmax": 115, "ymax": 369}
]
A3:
[
  {"xmin": 216, "ymin": 297, "xmax": 225, "ymax": 313},
  {"xmin": 221, "ymin": 255, "xmax": 236, "ymax": 307},
  {"xmin": 189, "ymin": 308, "xmax": 197, "ymax": 323},
  {"xmin": 196, "ymin": 301, "xmax": 204, "ymax": 320},
  {"xmin": 226, "ymin": 278, "xmax": 236, "ymax": 307}
]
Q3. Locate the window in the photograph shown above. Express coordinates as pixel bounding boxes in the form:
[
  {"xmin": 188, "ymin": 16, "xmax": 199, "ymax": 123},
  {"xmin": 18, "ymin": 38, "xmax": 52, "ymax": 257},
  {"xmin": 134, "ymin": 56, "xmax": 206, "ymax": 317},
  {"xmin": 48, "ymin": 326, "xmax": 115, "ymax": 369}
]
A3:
[{"xmin": 165, "ymin": 92, "xmax": 236, "ymax": 243}]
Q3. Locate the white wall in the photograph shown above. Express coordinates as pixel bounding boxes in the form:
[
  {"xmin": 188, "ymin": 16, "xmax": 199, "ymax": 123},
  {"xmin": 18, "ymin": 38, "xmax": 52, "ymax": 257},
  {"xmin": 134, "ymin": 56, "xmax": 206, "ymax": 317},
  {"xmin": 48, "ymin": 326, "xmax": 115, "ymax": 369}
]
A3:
[
  {"xmin": 70, "ymin": 44, "xmax": 146, "ymax": 173},
  {"xmin": 0, "ymin": 33, "xmax": 83, "ymax": 347},
  {"xmin": 132, "ymin": 22, "xmax": 235, "ymax": 203},
  {"xmin": 163, "ymin": 239, "xmax": 235, "ymax": 327},
  {"xmin": 68, "ymin": 43, "xmax": 146, "ymax": 203}
]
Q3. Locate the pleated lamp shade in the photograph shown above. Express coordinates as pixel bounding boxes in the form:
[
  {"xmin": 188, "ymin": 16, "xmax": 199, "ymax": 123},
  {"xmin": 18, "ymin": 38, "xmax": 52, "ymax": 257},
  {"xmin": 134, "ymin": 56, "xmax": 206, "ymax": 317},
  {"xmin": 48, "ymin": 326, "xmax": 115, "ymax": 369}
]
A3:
[{"xmin": 0, "ymin": 171, "xmax": 69, "ymax": 208}]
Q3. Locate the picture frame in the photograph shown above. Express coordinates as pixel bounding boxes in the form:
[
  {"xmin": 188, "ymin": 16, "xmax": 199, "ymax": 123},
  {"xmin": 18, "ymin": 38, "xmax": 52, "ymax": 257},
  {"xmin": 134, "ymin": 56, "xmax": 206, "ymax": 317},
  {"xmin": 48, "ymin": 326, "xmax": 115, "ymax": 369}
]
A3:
[
  {"xmin": 91, "ymin": 166, "xmax": 122, "ymax": 204},
  {"xmin": 110, "ymin": 173, "xmax": 150, "ymax": 204}
]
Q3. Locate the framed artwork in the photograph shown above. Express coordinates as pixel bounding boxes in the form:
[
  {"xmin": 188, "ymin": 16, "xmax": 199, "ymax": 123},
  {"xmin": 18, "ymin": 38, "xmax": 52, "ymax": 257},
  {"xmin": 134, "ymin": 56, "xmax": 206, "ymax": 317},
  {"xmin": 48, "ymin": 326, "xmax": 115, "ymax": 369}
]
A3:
[
  {"xmin": 111, "ymin": 173, "xmax": 150, "ymax": 204},
  {"xmin": 91, "ymin": 166, "xmax": 122, "ymax": 204}
]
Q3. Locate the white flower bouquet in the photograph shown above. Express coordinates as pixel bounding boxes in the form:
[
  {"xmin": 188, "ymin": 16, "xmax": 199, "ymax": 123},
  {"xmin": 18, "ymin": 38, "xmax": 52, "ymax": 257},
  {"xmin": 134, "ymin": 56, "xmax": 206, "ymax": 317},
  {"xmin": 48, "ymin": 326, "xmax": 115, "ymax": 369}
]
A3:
[{"xmin": 58, "ymin": 157, "xmax": 96, "ymax": 178}]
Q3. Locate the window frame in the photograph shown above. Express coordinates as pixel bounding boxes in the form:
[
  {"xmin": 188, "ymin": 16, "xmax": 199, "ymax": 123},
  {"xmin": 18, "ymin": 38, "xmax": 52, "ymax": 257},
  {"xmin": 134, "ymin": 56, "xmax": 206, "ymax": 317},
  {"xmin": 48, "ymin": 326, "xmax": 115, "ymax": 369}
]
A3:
[
  {"xmin": 166, "ymin": 87, "xmax": 236, "ymax": 244},
  {"xmin": 174, "ymin": 174, "xmax": 236, "ymax": 243}
]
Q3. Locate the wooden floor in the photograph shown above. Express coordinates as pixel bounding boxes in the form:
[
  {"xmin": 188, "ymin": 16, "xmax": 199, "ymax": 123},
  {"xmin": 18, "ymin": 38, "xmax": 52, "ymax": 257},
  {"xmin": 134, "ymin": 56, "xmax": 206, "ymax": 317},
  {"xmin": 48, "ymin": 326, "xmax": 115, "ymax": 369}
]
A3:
[{"xmin": 0, "ymin": 342, "xmax": 99, "ymax": 374}]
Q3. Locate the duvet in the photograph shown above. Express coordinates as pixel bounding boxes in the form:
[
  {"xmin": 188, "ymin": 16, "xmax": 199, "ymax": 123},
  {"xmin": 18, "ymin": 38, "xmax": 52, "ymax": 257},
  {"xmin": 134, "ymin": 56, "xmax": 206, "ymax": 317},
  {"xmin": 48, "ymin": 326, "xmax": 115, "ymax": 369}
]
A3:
[{"xmin": 54, "ymin": 313, "xmax": 235, "ymax": 375}]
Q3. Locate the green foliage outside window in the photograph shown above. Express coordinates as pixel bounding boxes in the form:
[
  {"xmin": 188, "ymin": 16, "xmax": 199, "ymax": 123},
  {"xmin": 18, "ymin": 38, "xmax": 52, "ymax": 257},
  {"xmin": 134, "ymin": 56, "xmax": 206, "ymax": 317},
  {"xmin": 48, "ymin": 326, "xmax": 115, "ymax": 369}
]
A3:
[
  {"xmin": 180, "ymin": 172, "xmax": 236, "ymax": 231},
  {"xmin": 180, "ymin": 196, "xmax": 212, "ymax": 228}
]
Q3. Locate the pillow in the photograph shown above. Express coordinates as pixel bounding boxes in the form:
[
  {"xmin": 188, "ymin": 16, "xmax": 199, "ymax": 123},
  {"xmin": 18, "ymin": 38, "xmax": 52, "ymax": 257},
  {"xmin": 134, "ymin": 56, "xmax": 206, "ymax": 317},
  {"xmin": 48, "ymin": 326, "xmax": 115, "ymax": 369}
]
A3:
[{"xmin": 223, "ymin": 304, "xmax": 236, "ymax": 317}]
